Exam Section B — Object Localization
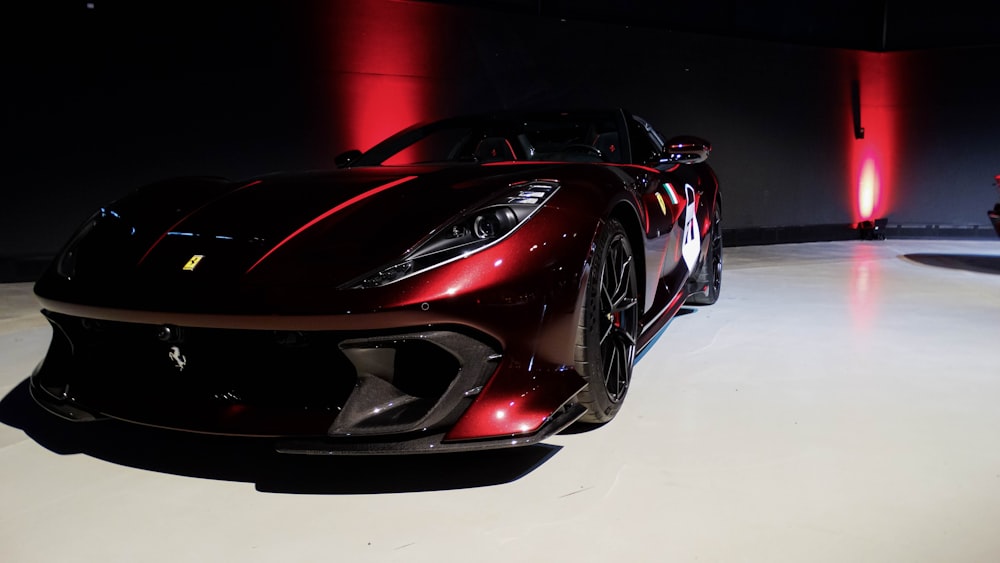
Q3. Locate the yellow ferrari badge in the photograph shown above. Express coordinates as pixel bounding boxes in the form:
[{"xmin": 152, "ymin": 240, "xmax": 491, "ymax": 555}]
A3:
[
  {"xmin": 655, "ymin": 192, "xmax": 667, "ymax": 215},
  {"xmin": 182, "ymin": 255, "xmax": 205, "ymax": 271}
]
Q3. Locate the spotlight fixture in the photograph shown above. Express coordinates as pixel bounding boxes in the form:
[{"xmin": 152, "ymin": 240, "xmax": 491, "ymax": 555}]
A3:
[
  {"xmin": 851, "ymin": 80, "xmax": 864, "ymax": 140},
  {"xmin": 858, "ymin": 217, "xmax": 888, "ymax": 240}
]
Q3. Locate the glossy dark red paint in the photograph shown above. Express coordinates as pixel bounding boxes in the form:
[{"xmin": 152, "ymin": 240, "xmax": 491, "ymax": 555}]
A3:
[
  {"xmin": 246, "ymin": 175, "xmax": 419, "ymax": 274},
  {"xmin": 138, "ymin": 179, "xmax": 263, "ymax": 266}
]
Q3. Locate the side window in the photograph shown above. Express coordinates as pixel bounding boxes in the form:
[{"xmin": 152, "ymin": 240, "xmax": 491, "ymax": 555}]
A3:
[
  {"xmin": 627, "ymin": 118, "xmax": 660, "ymax": 165},
  {"xmin": 647, "ymin": 126, "xmax": 668, "ymax": 153}
]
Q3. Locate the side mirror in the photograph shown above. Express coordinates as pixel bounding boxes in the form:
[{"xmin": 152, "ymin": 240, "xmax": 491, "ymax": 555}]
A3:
[
  {"xmin": 335, "ymin": 149, "xmax": 362, "ymax": 168},
  {"xmin": 660, "ymin": 136, "xmax": 712, "ymax": 164}
]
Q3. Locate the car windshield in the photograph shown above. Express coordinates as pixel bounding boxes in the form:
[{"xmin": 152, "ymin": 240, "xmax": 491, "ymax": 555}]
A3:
[{"xmin": 353, "ymin": 111, "xmax": 626, "ymax": 166}]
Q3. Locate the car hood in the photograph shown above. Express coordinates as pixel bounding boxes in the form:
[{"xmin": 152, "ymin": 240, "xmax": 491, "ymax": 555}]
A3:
[{"xmin": 128, "ymin": 164, "xmax": 552, "ymax": 288}]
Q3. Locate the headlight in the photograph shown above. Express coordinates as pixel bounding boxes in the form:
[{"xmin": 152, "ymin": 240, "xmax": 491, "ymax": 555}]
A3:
[
  {"xmin": 473, "ymin": 207, "xmax": 517, "ymax": 239},
  {"xmin": 347, "ymin": 180, "xmax": 559, "ymax": 288}
]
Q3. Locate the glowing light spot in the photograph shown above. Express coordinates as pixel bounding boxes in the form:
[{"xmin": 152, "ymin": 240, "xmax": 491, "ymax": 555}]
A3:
[
  {"xmin": 495, "ymin": 410, "xmax": 506, "ymax": 420},
  {"xmin": 446, "ymin": 286, "xmax": 459, "ymax": 296},
  {"xmin": 494, "ymin": 259, "xmax": 503, "ymax": 267},
  {"xmin": 858, "ymin": 157, "xmax": 879, "ymax": 221}
]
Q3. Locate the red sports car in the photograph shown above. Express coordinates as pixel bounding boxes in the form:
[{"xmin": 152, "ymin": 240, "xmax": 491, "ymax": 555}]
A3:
[{"xmin": 31, "ymin": 109, "xmax": 721, "ymax": 453}]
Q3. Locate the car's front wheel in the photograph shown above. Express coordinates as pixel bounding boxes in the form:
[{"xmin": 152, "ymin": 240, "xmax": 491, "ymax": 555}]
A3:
[{"xmin": 575, "ymin": 219, "xmax": 639, "ymax": 423}]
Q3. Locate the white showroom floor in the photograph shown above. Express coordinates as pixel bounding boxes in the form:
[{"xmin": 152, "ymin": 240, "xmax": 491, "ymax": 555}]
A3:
[{"xmin": 2, "ymin": 239, "xmax": 1000, "ymax": 563}]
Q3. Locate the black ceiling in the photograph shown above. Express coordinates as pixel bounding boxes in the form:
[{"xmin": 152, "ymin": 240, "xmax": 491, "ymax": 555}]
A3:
[
  {"xmin": 419, "ymin": 0, "xmax": 1000, "ymax": 51},
  {"xmin": 13, "ymin": 2, "xmax": 1000, "ymax": 52}
]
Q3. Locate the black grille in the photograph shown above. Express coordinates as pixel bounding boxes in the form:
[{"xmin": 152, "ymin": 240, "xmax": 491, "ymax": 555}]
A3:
[{"xmin": 52, "ymin": 315, "xmax": 360, "ymax": 412}]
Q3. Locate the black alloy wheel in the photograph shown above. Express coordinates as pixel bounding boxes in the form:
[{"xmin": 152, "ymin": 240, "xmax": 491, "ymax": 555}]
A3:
[
  {"xmin": 575, "ymin": 219, "xmax": 639, "ymax": 423},
  {"xmin": 687, "ymin": 200, "xmax": 722, "ymax": 305}
]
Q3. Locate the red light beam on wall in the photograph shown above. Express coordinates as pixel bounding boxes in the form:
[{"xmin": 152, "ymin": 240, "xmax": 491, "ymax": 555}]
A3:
[
  {"xmin": 847, "ymin": 51, "xmax": 898, "ymax": 225},
  {"xmin": 323, "ymin": 1, "xmax": 456, "ymax": 154}
]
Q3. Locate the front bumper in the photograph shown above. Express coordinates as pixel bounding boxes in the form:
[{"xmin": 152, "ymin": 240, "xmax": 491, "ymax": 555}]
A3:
[{"xmin": 31, "ymin": 309, "xmax": 587, "ymax": 453}]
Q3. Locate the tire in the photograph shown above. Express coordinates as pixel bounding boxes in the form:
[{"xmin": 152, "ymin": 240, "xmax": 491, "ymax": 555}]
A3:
[
  {"xmin": 575, "ymin": 219, "xmax": 639, "ymax": 423},
  {"xmin": 686, "ymin": 200, "xmax": 722, "ymax": 306}
]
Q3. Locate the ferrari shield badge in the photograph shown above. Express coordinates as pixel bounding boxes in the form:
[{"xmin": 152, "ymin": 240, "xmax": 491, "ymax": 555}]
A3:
[
  {"xmin": 654, "ymin": 192, "xmax": 667, "ymax": 216},
  {"xmin": 182, "ymin": 254, "xmax": 204, "ymax": 271}
]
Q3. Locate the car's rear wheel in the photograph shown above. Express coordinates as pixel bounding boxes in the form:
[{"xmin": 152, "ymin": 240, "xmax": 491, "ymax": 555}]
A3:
[
  {"xmin": 575, "ymin": 219, "xmax": 639, "ymax": 423},
  {"xmin": 686, "ymin": 200, "xmax": 722, "ymax": 305}
]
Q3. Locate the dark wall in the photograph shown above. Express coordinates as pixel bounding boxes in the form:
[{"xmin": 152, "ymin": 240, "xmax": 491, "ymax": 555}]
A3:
[
  {"xmin": 892, "ymin": 47, "xmax": 1000, "ymax": 226},
  {"xmin": 3, "ymin": 1, "xmax": 999, "ymax": 280},
  {"xmin": 4, "ymin": 3, "xmax": 329, "ymax": 261}
]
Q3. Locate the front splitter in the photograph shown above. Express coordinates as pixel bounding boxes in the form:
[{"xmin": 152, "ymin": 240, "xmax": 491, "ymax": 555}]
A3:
[{"xmin": 274, "ymin": 403, "xmax": 587, "ymax": 455}]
